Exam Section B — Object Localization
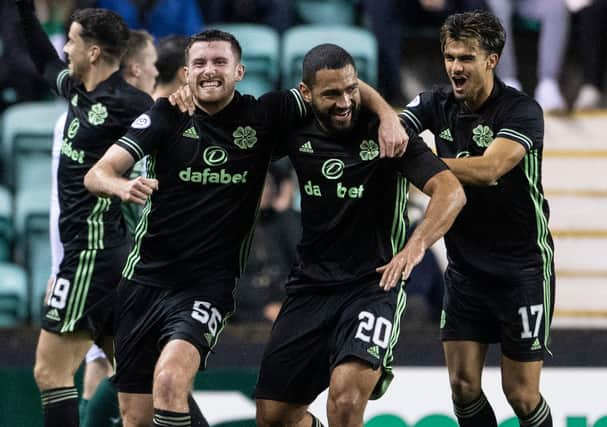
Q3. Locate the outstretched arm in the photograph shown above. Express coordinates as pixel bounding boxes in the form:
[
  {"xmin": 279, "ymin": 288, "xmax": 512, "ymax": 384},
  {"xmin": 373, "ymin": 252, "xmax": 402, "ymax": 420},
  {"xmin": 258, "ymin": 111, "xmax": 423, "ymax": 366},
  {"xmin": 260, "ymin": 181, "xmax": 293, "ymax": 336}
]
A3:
[
  {"xmin": 358, "ymin": 79, "xmax": 408, "ymax": 158},
  {"xmin": 377, "ymin": 170, "xmax": 465, "ymax": 290},
  {"xmin": 442, "ymin": 138, "xmax": 526, "ymax": 186},
  {"xmin": 15, "ymin": 0, "xmax": 64, "ymax": 76},
  {"xmin": 84, "ymin": 145, "xmax": 158, "ymax": 205}
]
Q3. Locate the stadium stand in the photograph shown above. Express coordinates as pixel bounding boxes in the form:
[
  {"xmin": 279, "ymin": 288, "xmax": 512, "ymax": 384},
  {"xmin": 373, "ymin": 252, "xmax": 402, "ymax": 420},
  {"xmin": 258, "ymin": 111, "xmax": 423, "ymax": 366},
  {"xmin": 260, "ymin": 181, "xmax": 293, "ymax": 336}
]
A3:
[
  {"xmin": 0, "ymin": 100, "xmax": 65, "ymax": 191},
  {"xmin": 215, "ymin": 23, "xmax": 281, "ymax": 97},
  {"xmin": 281, "ymin": 25, "xmax": 378, "ymax": 89},
  {"xmin": 0, "ymin": 185, "xmax": 12, "ymax": 261},
  {"xmin": 0, "ymin": 262, "xmax": 28, "ymax": 327}
]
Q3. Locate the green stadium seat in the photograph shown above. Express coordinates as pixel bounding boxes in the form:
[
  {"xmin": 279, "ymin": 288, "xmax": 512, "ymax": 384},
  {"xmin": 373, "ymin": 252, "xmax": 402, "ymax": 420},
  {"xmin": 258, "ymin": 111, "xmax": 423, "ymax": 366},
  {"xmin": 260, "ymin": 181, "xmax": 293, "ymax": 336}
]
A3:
[
  {"xmin": 281, "ymin": 25, "xmax": 378, "ymax": 89},
  {"xmin": 215, "ymin": 24, "xmax": 280, "ymax": 97},
  {"xmin": 0, "ymin": 100, "xmax": 66, "ymax": 190},
  {"xmin": 14, "ymin": 187, "xmax": 50, "ymax": 237},
  {"xmin": 14, "ymin": 188, "xmax": 51, "ymax": 322},
  {"xmin": 294, "ymin": 0, "xmax": 357, "ymax": 25},
  {"xmin": 0, "ymin": 262, "xmax": 28, "ymax": 327},
  {"xmin": 25, "ymin": 214, "xmax": 51, "ymax": 324},
  {"xmin": 0, "ymin": 185, "xmax": 12, "ymax": 261}
]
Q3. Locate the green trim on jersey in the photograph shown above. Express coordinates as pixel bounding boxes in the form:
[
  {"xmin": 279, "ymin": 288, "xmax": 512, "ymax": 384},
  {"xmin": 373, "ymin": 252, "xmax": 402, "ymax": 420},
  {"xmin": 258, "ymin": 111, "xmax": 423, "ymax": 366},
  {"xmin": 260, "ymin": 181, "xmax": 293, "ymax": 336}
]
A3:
[
  {"xmin": 60, "ymin": 249, "xmax": 97, "ymax": 332},
  {"xmin": 118, "ymin": 136, "xmax": 145, "ymax": 161},
  {"xmin": 523, "ymin": 150, "xmax": 554, "ymax": 354},
  {"xmin": 56, "ymin": 69, "xmax": 70, "ymax": 96},
  {"xmin": 123, "ymin": 154, "xmax": 156, "ymax": 279},
  {"xmin": 289, "ymin": 88, "xmax": 306, "ymax": 118},
  {"xmin": 239, "ymin": 203, "xmax": 262, "ymax": 275},
  {"xmin": 373, "ymin": 282, "xmax": 407, "ymax": 400},
  {"xmin": 87, "ymin": 197, "xmax": 111, "ymax": 250},
  {"xmin": 390, "ymin": 176, "xmax": 409, "ymax": 255}
]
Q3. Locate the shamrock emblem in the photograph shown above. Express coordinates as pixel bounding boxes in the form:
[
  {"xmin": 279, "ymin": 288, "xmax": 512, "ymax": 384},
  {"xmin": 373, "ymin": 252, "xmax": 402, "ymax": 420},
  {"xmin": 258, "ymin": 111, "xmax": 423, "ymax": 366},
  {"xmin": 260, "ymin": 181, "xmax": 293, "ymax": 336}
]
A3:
[
  {"xmin": 472, "ymin": 125, "xmax": 494, "ymax": 148},
  {"xmin": 233, "ymin": 126, "xmax": 258, "ymax": 149},
  {"xmin": 359, "ymin": 139, "xmax": 379, "ymax": 161},
  {"xmin": 88, "ymin": 102, "xmax": 108, "ymax": 126}
]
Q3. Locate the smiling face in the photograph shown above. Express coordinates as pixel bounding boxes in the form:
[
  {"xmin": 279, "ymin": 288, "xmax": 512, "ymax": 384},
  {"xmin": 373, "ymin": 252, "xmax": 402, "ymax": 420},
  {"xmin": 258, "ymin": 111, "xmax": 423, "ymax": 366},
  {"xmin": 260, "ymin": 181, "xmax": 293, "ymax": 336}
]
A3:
[
  {"xmin": 301, "ymin": 64, "xmax": 360, "ymax": 134},
  {"xmin": 185, "ymin": 40, "xmax": 244, "ymax": 114},
  {"xmin": 443, "ymin": 37, "xmax": 498, "ymax": 111},
  {"xmin": 63, "ymin": 22, "xmax": 92, "ymax": 79}
]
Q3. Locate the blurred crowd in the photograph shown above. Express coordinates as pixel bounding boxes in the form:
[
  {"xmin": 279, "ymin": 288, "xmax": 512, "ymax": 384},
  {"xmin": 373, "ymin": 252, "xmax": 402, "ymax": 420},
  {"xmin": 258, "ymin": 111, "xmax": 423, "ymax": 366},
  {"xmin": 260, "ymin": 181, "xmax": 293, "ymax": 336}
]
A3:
[{"xmin": 1, "ymin": 0, "xmax": 606, "ymax": 114}]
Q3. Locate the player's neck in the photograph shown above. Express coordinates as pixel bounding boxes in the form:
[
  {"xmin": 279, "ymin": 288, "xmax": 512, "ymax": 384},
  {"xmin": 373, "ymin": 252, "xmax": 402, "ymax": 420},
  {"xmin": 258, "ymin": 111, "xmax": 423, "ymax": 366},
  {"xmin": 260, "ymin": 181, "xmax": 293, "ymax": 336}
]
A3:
[
  {"xmin": 194, "ymin": 92, "xmax": 235, "ymax": 116},
  {"xmin": 465, "ymin": 77, "xmax": 494, "ymax": 112},
  {"xmin": 81, "ymin": 62, "xmax": 120, "ymax": 92}
]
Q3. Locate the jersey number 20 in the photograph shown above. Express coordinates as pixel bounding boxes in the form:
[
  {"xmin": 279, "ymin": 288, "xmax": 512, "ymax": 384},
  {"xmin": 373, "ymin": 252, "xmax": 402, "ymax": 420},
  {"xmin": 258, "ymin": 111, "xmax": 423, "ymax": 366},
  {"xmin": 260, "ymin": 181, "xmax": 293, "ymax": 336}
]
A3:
[{"xmin": 354, "ymin": 311, "xmax": 392, "ymax": 348}]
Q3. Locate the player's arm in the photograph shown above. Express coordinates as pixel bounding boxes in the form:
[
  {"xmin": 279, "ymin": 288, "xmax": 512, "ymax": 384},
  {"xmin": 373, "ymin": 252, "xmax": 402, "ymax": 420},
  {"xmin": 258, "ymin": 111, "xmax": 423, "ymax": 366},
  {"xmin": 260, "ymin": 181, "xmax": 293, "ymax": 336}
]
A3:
[
  {"xmin": 15, "ymin": 0, "xmax": 67, "ymax": 91},
  {"xmin": 376, "ymin": 136, "xmax": 465, "ymax": 290},
  {"xmin": 442, "ymin": 138, "xmax": 526, "ymax": 186},
  {"xmin": 377, "ymin": 169, "xmax": 465, "ymax": 290},
  {"xmin": 84, "ymin": 146, "xmax": 158, "ymax": 206},
  {"xmin": 358, "ymin": 79, "xmax": 408, "ymax": 158}
]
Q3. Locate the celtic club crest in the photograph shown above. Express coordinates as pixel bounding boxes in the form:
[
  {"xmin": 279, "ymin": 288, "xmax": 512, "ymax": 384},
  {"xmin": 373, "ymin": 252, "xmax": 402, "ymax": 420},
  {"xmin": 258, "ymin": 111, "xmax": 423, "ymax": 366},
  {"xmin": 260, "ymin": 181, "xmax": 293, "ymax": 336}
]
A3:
[
  {"xmin": 88, "ymin": 102, "xmax": 108, "ymax": 126},
  {"xmin": 232, "ymin": 126, "xmax": 257, "ymax": 149},
  {"xmin": 359, "ymin": 140, "xmax": 379, "ymax": 161},
  {"xmin": 472, "ymin": 124, "xmax": 494, "ymax": 148}
]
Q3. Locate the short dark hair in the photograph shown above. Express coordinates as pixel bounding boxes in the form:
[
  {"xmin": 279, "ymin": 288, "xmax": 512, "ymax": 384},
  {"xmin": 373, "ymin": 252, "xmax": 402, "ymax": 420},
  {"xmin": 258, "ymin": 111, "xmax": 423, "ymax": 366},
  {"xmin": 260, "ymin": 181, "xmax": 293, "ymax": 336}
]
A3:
[
  {"xmin": 120, "ymin": 29, "xmax": 154, "ymax": 68},
  {"xmin": 440, "ymin": 10, "xmax": 506, "ymax": 57},
  {"xmin": 156, "ymin": 35, "xmax": 188, "ymax": 84},
  {"xmin": 302, "ymin": 44, "xmax": 356, "ymax": 87},
  {"xmin": 71, "ymin": 8, "xmax": 130, "ymax": 63},
  {"xmin": 185, "ymin": 29, "xmax": 242, "ymax": 64}
]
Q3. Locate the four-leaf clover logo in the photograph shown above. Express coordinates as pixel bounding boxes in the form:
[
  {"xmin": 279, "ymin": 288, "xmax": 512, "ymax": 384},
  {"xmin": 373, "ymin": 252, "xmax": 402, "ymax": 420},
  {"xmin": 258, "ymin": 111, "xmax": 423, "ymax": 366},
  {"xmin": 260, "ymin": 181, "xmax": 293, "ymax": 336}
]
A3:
[
  {"xmin": 88, "ymin": 102, "xmax": 108, "ymax": 126},
  {"xmin": 359, "ymin": 140, "xmax": 379, "ymax": 161},
  {"xmin": 472, "ymin": 124, "xmax": 494, "ymax": 148},
  {"xmin": 233, "ymin": 126, "xmax": 257, "ymax": 149}
]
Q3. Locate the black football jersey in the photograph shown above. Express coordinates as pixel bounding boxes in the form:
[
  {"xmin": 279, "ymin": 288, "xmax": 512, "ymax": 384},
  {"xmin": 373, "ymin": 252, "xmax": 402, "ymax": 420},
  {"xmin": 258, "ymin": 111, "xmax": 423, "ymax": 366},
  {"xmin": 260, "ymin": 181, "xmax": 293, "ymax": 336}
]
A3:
[
  {"xmin": 284, "ymin": 109, "xmax": 448, "ymax": 292},
  {"xmin": 116, "ymin": 90, "xmax": 308, "ymax": 289},
  {"xmin": 401, "ymin": 78, "xmax": 554, "ymax": 276}
]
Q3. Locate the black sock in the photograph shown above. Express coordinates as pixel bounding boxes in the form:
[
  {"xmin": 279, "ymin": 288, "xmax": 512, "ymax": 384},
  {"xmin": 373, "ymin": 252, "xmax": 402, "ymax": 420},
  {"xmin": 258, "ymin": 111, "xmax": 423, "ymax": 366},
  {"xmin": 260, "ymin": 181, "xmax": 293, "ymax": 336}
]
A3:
[
  {"xmin": 188, "ymin": 394, "xmax": 209, "ymax": 427},
  {"xmin": 310, "ymin": 412, "xmax": 325, "ymax": 427},
  {"xmin": 40, "ymin": 386, "xmax": 79, "ymax": 427},
  {"xmin": 519, "ymin": 395, "xmax": 552, "ymax": 427},
  {"xmin": 153, "ymin": 408, "xmax": 191, "ymax": 427},
  {"xmin": 453, "ymin": 391, "xmax": 497, "ymax": 427}
]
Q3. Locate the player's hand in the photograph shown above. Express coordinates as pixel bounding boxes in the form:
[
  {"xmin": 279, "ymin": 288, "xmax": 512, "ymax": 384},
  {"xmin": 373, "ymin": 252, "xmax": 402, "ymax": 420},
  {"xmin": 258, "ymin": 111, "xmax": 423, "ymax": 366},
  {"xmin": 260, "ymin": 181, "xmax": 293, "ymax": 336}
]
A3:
[
  {"xmin": 376, "ymin": 238, "xmax": 426, "ymax": 291},
  {"xmin": 378, "ymin": 113, "xmax": 408, "ymax": 158},
  {"xmin": 169, "ymin": 84, "xmax": 195, "ymax": 116},
  {"xmin": 120, "ymin": 176, "xmax": 158, "ymax": 205}
]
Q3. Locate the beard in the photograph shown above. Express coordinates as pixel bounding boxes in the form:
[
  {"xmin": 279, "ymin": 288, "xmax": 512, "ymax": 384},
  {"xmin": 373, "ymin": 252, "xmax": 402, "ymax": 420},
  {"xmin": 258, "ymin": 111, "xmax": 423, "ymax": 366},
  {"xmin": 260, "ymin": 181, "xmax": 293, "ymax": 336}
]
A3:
[{"xmin": 311, "ymin": 101, "xmax": 360, "ymax": 135}]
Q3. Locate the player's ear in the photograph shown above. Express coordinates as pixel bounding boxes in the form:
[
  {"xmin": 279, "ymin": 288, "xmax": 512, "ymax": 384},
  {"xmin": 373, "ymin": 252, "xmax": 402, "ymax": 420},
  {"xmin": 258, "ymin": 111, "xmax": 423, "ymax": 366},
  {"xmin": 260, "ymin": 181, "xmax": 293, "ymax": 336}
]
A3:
[
  {"xmin": 300, "ymin": 82, "xmax": 312, "ymax": 103},
  {"xmin": 235, "ymin": 63, "xmax": 245, "ymax": 82},
  {"xmin": 177, "ymin": 67, "xmax": 187, "ymax": 85},
  {"xmin": 487, "ymin": 52, "xmax": 499, "ymax": 71},
  {"xmin": 89, "ymin": 44, "xmax": 101, "ymax": 64}
]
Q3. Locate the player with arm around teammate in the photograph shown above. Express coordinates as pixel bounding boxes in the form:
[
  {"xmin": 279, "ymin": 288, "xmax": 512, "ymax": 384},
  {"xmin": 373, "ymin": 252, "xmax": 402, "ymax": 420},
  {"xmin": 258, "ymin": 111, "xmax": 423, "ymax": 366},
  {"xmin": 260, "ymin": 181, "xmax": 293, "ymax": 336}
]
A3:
[
  {"xmin": 255, "ymin": 43, "xmax": 466, "ymax": 427},
  {"xmin": 401, "ymin": 10, "xmax": 555, "ymax": 427},
  {"xmin": 84, "ymin": 29, "xmax": 407, "ymax": 427}
]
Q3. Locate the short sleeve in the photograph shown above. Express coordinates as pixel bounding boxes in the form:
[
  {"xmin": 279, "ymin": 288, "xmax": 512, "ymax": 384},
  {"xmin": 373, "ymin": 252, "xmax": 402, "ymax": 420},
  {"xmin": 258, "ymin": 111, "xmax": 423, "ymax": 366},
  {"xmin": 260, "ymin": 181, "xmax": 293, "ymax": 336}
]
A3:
[
  {"xmin": 116, "ymin": 98, "xmax": 179, "ymax": 161},
  {"xmin": 257, "ymin": 88, "xmax": 309, "ymax": 134},
  {"xmin": 495, "ymin": 98, "xmax": 544, "ymax": 152},
  {"xmin": 399, "ymin": 91, "xmax": 436, "ymax": 135},
  {"xmin": 392, "ymin": 135, "xmax": 449, "ymax": 190}
]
